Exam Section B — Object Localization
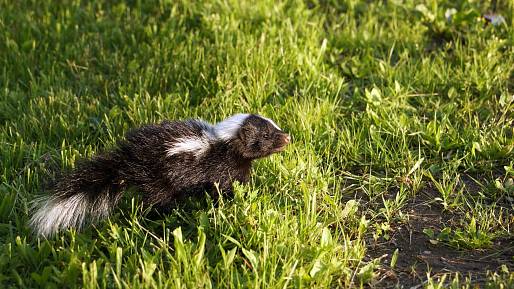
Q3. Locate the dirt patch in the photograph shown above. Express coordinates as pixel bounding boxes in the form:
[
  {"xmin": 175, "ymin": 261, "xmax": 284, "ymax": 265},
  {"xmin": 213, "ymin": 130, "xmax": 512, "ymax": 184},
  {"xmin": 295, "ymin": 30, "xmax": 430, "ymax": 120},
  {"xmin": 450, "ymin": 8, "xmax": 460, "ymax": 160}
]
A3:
[{"xmin": 366, "ymin": 182, "xmax": 514, "ymax": 288}]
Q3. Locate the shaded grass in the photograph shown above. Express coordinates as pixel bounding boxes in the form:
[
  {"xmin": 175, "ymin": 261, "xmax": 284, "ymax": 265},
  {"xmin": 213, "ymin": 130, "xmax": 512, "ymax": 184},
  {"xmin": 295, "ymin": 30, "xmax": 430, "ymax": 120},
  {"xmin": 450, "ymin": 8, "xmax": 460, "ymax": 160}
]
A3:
[{"xmin": 1, "ymin": 0, "xmax": 513, "ymax": 288}]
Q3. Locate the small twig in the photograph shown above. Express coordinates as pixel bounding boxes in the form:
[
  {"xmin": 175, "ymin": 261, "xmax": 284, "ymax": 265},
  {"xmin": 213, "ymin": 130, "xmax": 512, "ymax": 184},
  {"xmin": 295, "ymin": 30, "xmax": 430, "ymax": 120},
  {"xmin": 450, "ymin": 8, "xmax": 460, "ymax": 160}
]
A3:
[{"xmin": 478, "ymin": 245, "xmax": 514, "ymax": 261}]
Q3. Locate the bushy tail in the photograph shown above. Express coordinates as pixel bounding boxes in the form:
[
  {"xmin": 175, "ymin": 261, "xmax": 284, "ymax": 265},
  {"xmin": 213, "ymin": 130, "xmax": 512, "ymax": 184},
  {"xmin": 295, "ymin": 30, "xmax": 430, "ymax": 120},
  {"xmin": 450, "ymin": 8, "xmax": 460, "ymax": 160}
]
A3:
[{"xmin": 29, "ymin": 153, "xmax": 126, "ymax": 237}]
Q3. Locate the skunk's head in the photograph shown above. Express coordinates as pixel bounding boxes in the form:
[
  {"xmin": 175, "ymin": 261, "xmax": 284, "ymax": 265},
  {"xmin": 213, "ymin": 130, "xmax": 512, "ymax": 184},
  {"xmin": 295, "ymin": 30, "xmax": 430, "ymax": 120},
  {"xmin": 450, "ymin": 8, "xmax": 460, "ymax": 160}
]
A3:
[{"xmin": 215, "ymin": 114, "xmax": 290, "ymax": 159}]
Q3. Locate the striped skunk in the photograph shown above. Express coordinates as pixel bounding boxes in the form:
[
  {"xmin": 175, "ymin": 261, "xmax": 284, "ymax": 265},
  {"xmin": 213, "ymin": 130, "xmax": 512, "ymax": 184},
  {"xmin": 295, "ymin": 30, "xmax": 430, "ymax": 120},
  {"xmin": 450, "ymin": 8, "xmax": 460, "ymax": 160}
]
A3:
[{"xmin": 30, "ymin": 114, "xmax": 290, "ymax": 237}]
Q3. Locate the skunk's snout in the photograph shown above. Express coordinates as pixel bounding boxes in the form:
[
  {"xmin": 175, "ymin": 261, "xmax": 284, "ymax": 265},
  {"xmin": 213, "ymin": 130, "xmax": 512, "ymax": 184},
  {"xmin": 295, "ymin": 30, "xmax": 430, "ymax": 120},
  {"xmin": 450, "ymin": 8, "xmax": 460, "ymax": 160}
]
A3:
[
  {"xmin": 275, "ymin": 133, "xmax": 290, "ymax": 151},
  {"xmin": 282, "ymin": 134, "xmax": 291, "ymax": 144}
]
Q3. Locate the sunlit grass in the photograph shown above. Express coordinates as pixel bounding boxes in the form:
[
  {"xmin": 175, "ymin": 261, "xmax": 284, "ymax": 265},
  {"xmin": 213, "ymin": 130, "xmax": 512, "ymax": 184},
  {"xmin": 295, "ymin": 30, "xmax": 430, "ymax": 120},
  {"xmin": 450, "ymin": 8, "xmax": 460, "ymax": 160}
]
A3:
[{"xmin": 1, "ymin": 0, "xmax": 513, "ymax": 288}]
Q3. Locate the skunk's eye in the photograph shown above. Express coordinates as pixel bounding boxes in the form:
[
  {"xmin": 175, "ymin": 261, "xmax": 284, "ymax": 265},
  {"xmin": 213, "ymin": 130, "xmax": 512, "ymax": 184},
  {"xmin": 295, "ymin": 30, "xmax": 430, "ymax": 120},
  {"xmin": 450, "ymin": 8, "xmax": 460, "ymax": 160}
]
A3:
[{"xmin": 251, "ymin": 141, "xmax": 261, "ymax": 150}]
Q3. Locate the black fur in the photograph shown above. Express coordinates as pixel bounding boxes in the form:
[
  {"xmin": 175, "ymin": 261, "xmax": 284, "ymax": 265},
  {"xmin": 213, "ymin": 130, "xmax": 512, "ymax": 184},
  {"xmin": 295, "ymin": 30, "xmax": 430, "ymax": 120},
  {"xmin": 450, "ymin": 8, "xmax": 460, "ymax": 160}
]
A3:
[{"xmin": 30, "ymin": 114, "xmax": 290, "ymax": 236}]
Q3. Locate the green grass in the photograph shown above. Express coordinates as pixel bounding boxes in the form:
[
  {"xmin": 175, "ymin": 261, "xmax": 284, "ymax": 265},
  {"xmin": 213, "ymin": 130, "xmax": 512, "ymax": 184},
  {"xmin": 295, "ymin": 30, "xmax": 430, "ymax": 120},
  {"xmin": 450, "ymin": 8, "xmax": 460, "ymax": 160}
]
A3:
[{"xmin": 1, "ymin": 0, "xmax": 513, "ymax": 288}]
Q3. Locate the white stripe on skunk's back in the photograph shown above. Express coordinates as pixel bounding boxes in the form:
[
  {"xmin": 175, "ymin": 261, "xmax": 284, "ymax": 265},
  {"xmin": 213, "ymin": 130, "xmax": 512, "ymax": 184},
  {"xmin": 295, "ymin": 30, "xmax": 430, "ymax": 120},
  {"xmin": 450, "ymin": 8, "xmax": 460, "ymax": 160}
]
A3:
[{"xmin": 166, "ymin": 132, "xmax": 214, "ymax": 158}]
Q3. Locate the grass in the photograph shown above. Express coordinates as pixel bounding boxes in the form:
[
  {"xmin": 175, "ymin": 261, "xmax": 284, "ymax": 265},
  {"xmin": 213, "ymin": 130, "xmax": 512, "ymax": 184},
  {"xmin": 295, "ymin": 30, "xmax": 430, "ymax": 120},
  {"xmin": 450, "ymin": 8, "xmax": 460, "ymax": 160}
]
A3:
[{"xmin": 1, "ymin": 0, "xmax": 513, "ymax": 288}]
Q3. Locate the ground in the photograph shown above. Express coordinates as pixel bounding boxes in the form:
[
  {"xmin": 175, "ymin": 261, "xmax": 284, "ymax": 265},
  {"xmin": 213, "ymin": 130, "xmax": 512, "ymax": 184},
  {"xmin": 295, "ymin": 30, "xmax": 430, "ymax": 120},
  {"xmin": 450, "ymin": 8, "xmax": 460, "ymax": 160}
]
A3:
[
  {"xmin": 0, "ymin": 0, "xmax": 513, "ymax": 288},
  {"xmin": 367, "ymin": 182, "xmax": 514, "ymax": 288}
]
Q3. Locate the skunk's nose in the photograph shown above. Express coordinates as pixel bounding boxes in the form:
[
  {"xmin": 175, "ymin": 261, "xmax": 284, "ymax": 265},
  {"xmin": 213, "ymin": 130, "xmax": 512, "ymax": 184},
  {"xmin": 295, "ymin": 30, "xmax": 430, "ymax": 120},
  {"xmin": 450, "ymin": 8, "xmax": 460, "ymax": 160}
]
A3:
[
  {"xmin": 281, "ymin": 134, "xmax": 290, "ymax": 145},
  {"xmin": 275, "ymin": 133, "xmax": 290, "ymax": 152}
]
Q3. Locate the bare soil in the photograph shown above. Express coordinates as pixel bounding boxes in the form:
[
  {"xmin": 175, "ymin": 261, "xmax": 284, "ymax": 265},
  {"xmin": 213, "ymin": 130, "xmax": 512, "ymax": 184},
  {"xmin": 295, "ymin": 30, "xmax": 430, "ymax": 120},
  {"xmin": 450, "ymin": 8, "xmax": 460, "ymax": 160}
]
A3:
[{"xmin": 365, "ymin": 179, "xmax": 514, "ymax": 288}]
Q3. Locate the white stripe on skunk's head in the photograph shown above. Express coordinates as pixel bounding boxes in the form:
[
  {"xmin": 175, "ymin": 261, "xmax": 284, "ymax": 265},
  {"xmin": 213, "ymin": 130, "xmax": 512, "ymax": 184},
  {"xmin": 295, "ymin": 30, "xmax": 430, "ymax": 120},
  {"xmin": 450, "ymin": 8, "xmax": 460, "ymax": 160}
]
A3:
[
  {"xmin": 260, "ymin": 116, "xmax": 281, "ymax": 131},
  {"xmin": 214, "ymin": 114, "xmax": 251, "ymax": 141},
  {"xmin": 215, "ymin": 114, "xmax": 290, "ymax": 159}
]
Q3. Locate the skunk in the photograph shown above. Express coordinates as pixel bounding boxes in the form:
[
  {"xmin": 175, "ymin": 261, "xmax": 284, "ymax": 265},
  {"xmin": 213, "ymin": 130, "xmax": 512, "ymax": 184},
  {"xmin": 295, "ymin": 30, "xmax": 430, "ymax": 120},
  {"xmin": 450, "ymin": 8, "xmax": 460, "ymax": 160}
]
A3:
[{"xmin": 30, "ymin": 114, "xmax": 290, "ymax": 237}]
